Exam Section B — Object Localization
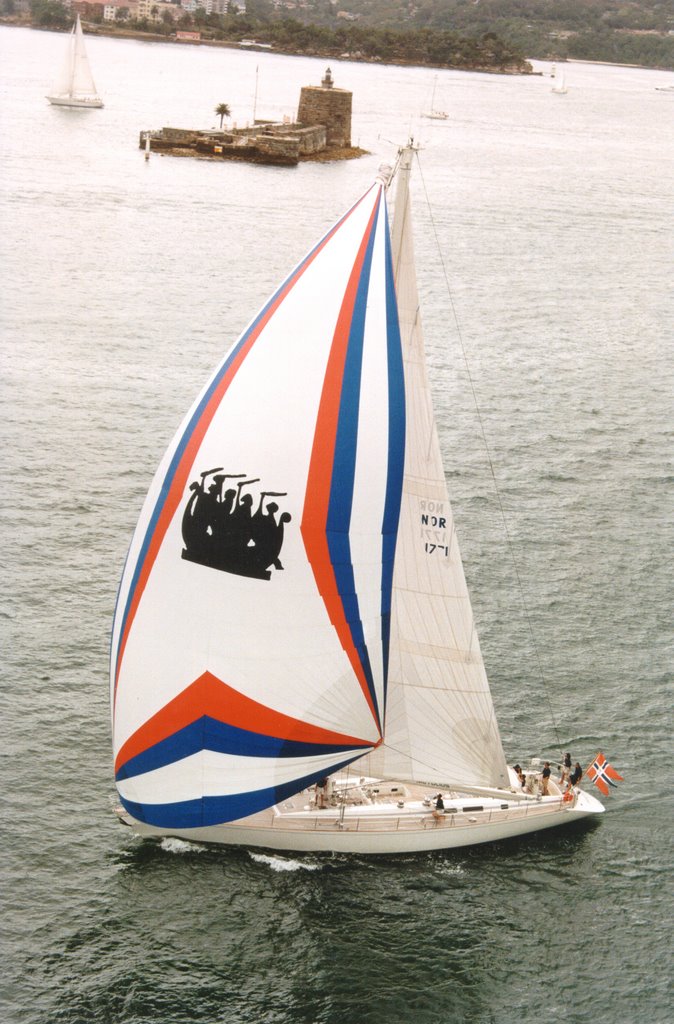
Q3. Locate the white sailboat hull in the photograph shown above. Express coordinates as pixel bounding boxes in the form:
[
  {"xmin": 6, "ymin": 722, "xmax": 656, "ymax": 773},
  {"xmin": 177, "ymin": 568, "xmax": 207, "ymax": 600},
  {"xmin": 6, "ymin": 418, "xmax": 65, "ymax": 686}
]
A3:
[
  {"xmin": 116, "ymin": 786, "xmax": 604, "ymax": 855},
  {"xmin": 47, "ymin": 94, "xmax": 104, "ymax": 108}
]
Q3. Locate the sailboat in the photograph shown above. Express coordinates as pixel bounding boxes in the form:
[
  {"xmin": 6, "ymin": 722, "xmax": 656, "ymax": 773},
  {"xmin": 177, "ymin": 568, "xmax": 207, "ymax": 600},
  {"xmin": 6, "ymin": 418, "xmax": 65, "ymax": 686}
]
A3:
[
  {"xmin": 423, "ymin": 76, "xmax": 448, "ymax": 120},
  {"xmin": 47, "ymin": 15, "xmax": 103, "ymax": 109},
  {"xmin": 110, "ymin": 144, "xmax": 604, "ymax": 854},
  {"xmin": 552, "ymin": 69, "xmax": 568, "ymax": 95}
]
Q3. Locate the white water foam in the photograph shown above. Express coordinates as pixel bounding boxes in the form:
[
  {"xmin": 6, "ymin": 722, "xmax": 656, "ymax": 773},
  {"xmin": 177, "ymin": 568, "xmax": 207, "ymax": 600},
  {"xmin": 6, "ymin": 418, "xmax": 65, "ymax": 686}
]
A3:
[
  {"xmin": 249, "ymin": 852, "xmax": 321, "ymax": 872},
  {"xmin": 159, "ymin": 837, "xmax": 208, "ymax": 855}
]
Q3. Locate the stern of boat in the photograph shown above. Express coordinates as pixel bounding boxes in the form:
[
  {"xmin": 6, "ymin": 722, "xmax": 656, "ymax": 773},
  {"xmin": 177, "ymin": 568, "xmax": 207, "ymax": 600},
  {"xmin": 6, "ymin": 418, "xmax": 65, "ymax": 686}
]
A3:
[{"xmin": 568, "ymin": 786, "xmax": 605, "ymax": 816}]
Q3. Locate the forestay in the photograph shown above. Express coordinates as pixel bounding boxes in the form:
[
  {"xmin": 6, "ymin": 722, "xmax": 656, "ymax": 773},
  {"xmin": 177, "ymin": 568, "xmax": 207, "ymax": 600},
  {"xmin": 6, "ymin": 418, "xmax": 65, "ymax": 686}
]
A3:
[{"xmin": 110, "ymin": 179, "xmax": 406, "ymax": 829}]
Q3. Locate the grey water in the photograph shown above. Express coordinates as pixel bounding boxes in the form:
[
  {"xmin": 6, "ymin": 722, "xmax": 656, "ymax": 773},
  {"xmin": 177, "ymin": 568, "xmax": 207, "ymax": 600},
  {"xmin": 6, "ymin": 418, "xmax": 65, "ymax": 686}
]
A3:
[{"xmin": 1, "ymin": 25, "xmax": 672, "ymax": 1024}]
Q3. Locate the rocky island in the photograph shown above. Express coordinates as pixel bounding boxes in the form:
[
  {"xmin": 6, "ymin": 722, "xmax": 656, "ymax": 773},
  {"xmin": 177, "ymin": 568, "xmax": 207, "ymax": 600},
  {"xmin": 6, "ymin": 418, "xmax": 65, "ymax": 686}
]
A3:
[{"xmin": 140, "ymin": 68, "xmax": 367, "ymax": 168}]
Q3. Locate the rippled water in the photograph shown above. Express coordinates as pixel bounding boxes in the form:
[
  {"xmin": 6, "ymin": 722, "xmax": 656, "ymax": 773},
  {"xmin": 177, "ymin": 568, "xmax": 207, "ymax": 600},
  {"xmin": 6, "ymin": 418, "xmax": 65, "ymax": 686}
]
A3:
[{"xmin": 1, "ymin": 26, "xmax": 672, "ymax": 1024}]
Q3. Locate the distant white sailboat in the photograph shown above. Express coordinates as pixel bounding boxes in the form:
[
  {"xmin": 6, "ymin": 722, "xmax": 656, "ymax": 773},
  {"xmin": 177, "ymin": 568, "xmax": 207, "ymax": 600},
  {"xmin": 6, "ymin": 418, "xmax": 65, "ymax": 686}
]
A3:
[
  {"xmin": 423, "ymin": 76, "xmax": 448, "ymax": 120},
  {"xmin": 110, "ymin": 142, "xmax": 605, "ymax": 855},
  {"xmin": 552, "ymin": 68, "xmax": 568, "ymax": 95},
  {"xmin": 47, "ymin": 15, "xmax": 103, "ymax": 109}
]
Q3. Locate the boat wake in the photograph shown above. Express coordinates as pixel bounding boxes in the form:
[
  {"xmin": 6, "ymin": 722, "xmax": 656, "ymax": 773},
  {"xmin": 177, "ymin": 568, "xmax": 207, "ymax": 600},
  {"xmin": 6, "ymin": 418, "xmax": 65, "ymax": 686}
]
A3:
[
  {"xmin": 249, "ymin": 852, "xmax": 322, "ymax": 872},
  {"xmin": 159, "ymin": 837, "xmax": 208, "ymax": 855}
]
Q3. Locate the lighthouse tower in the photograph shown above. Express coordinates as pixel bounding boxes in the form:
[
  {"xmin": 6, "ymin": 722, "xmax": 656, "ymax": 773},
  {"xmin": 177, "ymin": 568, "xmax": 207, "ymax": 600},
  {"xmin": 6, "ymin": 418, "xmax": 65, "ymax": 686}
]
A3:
[{"xmin": 297, "ymin": 68, "xmax": 352, "ymax": 149}]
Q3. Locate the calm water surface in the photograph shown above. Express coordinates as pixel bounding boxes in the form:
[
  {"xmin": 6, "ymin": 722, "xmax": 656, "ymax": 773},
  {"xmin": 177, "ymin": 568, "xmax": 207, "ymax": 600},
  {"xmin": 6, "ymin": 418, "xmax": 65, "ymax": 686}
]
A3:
[{"xmin": 1, "ymin": 26, "xmax": 672, "ymax": 1024}]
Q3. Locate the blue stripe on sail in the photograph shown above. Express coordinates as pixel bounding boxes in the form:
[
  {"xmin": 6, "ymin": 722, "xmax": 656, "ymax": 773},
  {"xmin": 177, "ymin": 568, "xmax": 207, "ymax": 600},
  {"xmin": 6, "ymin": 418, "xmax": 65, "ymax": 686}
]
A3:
[
  {"xmin": 116, "ymin": 716, "xmax": 370, "ymax": 781},
  {"xmin": 380, "ymin": 207, "xmax": 406, "ymax": 698},
  {"xmin": 113, "ymin": 186, "xmax": 379, "ymax": 684},
  {"xmin": 117, "ymin": 756, "xmax": 362, "ymax": 829},
  {"xmin": 326, "ymin": 195, "xmax": 381, "ymax": 731}
]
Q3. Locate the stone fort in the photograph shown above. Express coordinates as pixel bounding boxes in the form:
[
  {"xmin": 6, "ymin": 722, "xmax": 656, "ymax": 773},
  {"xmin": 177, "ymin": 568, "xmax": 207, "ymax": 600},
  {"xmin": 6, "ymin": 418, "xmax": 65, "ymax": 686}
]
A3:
[{"xmin": 142, "ymin": 68, "xmax": 355, "ymax": 167}]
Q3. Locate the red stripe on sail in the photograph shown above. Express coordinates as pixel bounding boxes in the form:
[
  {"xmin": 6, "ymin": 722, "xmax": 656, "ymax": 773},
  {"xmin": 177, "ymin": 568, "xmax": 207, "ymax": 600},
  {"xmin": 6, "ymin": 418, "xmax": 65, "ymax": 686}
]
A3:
[
  {"xmin": 301, "ymin": 187, "xmax": 382, "ymax": 734},
  {"xmin": 115, "ymin": 670, "xmax": 373, "ymax": 774}
]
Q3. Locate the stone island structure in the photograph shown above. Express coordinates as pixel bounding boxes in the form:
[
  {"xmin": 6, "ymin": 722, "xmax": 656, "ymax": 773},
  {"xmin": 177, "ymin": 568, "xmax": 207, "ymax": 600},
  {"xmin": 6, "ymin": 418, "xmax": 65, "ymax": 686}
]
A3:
[
  {"xmin": 297, "ymin": 67, "xmax": 352, "ymax": 149},
  {"xmin": 141, "ymin": 69, "xmax": 358, "ymax": 167}
]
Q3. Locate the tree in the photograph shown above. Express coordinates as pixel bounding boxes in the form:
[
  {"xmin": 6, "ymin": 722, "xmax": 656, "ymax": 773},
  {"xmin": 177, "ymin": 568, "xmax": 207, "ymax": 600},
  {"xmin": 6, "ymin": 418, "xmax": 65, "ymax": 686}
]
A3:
[
  {"xmin": 30, "ymin": 0, "xmax": 70, "ymax": 28},
  {"xmin": 215, "ymin": 103, "xmax": 231, "ymax": 129}
]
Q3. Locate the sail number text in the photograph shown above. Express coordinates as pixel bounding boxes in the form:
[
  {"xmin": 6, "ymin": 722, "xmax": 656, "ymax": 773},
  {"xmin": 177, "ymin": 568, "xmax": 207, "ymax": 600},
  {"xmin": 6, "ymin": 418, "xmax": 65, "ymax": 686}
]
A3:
[{"xmin": 419, "ymin": 500, "xmax": 449, "ymax": 558}]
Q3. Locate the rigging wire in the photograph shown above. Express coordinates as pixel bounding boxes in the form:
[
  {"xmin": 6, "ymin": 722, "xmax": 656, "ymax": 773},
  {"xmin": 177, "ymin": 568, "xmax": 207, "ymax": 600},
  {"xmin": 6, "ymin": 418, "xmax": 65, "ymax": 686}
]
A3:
[{"xmin": 412, "ymin": 148, "xmax": 563, "ymax": 755}]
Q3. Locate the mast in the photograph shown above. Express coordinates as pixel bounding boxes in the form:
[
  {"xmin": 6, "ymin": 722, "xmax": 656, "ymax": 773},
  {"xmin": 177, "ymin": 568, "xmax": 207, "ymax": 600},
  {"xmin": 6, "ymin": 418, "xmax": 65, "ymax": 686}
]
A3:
[{"xmin": 367, "ymin": 144, "xmax": 510, "ymax": 791}]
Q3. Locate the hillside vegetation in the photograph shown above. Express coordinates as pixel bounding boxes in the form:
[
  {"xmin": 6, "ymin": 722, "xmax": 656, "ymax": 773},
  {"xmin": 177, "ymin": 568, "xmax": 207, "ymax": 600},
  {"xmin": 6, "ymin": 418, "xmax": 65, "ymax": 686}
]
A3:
[
  {"xmin": 10, "ymin": 0, "xmax": 674, "ymax": 69},
  {"xmin": 251, "ymin": 0, "xmax": 674, "ymax": 69},
  {"xmin": 17, "ymin": 0, "xmax": 532, "ymax": 73}
]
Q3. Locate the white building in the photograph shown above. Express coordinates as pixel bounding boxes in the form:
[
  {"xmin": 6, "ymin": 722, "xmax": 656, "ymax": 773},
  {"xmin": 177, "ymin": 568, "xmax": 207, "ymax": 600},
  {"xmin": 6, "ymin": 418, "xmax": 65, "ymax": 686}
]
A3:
[
  {"xmin": 179, "ymin": 0, "xmax": 243, "ymax": 11},
  {"xmin": 103, "ymin": 2, "xmax": 138, "ymax": 20}
]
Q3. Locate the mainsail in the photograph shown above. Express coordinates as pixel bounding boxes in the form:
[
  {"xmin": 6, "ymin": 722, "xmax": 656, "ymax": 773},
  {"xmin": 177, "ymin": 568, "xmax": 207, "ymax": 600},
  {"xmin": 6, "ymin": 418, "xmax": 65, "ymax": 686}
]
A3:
[
  {"xmin": 365, "ymin": 148, "xmax": 509, "ymax": 790},
  {"xmin": 111, "ymin": 179, "xmax": 406, "ymax": 829}
]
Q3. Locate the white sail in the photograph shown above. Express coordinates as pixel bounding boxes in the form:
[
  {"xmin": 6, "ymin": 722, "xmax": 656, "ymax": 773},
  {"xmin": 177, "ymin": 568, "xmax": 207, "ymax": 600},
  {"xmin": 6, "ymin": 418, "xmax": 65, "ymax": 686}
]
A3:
[
  {"xmin": 47, "ymin": 16, "xmax": 103, "ymax": 108},
  {"xmin": 71, "ymin": 16, "xmax": 100, "ymax": 98},
  {"xmin": 50, "ymin": 28, "xmax": 75, "ymax": 98},
  {"xmin": 110, "ymin": 179, "xmax": 406, "ymax": 830},
  {"xmin": 423, "ymin": 76, "xmax": 448, "ymax": 120},
  {"xmin": 365, "ymin": 148, "xmax": 509, "ymax": 790},
  {"xmin": 552, "ymin": 70, "xmax": 568, "ymax": 95}
]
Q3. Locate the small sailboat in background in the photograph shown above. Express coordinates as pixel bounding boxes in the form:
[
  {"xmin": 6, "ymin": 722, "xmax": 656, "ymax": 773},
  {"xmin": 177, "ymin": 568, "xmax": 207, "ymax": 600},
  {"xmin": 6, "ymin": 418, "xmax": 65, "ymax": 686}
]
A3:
[
  {"xmin": 111, "ymin": 143, "xmax": 605, "ymax": 854},
  {"xmin": 552, "ymin": 68, "xmax": 568, "ymax": 95},
  {"xmin": 423, "ymin": 76, "xmax": 448, "ymax": 120},
  {"xmin": 47, "ymin": 14, "xmax": 103, "ymax": 109}
]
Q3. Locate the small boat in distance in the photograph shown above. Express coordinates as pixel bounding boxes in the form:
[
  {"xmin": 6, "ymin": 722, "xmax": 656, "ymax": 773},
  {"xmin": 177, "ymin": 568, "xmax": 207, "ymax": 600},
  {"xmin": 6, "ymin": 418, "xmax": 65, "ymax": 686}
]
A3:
[
  {"xmin": 110, "ymin": 143, "xmax": 604, "ymax": 854},
  {"xmin": 47, "ymin": 15, "xmax": 103, "ymax": 109},
  {"xmin": 423, "ymin": 76, "xmax": 448, "ymax": 120},
  {"xmin": 552, "ymin": 68, "xmax": 568, "ymax": 95}
]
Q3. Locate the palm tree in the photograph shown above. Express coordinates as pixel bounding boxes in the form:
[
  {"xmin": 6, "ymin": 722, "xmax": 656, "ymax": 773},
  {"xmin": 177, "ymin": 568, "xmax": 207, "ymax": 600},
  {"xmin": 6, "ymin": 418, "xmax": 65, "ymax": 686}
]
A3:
[{"xmin": 215, "ymin": 103, "xmax": 231, "ymax": 129}]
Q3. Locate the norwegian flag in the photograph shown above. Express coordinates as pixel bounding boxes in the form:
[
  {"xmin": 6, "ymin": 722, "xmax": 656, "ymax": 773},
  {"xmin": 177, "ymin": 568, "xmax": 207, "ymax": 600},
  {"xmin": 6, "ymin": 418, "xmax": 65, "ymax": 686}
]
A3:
[{"xmin": 587, "ymin": 752, "xmax": 624, "ymax": 796}]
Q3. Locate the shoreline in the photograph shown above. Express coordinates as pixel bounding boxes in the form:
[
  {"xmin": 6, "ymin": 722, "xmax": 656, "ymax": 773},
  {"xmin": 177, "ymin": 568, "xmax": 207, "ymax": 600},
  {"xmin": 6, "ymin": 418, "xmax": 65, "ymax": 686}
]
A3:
[
  {"xmin": 0, "ymin": 18, "xmax": 533, "ymax": 76},
  {"xmin": 4, "ymin": 18, "xmax": 671, "ymax": 74},
  {"xmin": 150, "ymin": 144, "xmax": 369, "ymax": 164}
]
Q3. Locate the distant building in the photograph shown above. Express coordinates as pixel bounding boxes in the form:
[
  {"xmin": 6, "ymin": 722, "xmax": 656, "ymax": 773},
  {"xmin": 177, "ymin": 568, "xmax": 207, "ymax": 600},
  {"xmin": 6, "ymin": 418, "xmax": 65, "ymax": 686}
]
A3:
[
  {"xmin": 71, "ymin": 2, "xmax": 105, "ymax": 18},
  {"xmin": 136, "ymin": 0, "xmax": 179, "ymax": 20},
  {"xmin": 179, "ymin": 0, "xmax": 243, "ymax": 11},
  {"xmin": 297, "ymin": 67, "xmax": 352, "ymax": 148},
  {"xmin": 103, "ymin": 2, "xmax": 137, "ymax": 20}
]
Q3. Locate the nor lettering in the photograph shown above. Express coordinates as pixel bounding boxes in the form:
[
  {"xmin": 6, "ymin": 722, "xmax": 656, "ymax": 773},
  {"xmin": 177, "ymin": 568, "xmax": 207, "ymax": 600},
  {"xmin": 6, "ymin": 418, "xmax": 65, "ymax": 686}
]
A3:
[{"xmin": 421, "ymin": 514, "xmax": 447, "ymax": 529}]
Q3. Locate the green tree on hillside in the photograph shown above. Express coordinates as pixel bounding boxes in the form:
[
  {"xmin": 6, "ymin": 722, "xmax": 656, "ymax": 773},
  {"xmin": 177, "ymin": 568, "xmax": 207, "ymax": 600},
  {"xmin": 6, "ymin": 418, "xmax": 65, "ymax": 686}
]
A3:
[{"xmin": 30, "ymin": 0, "xmax": 70, "ymax": 28}]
